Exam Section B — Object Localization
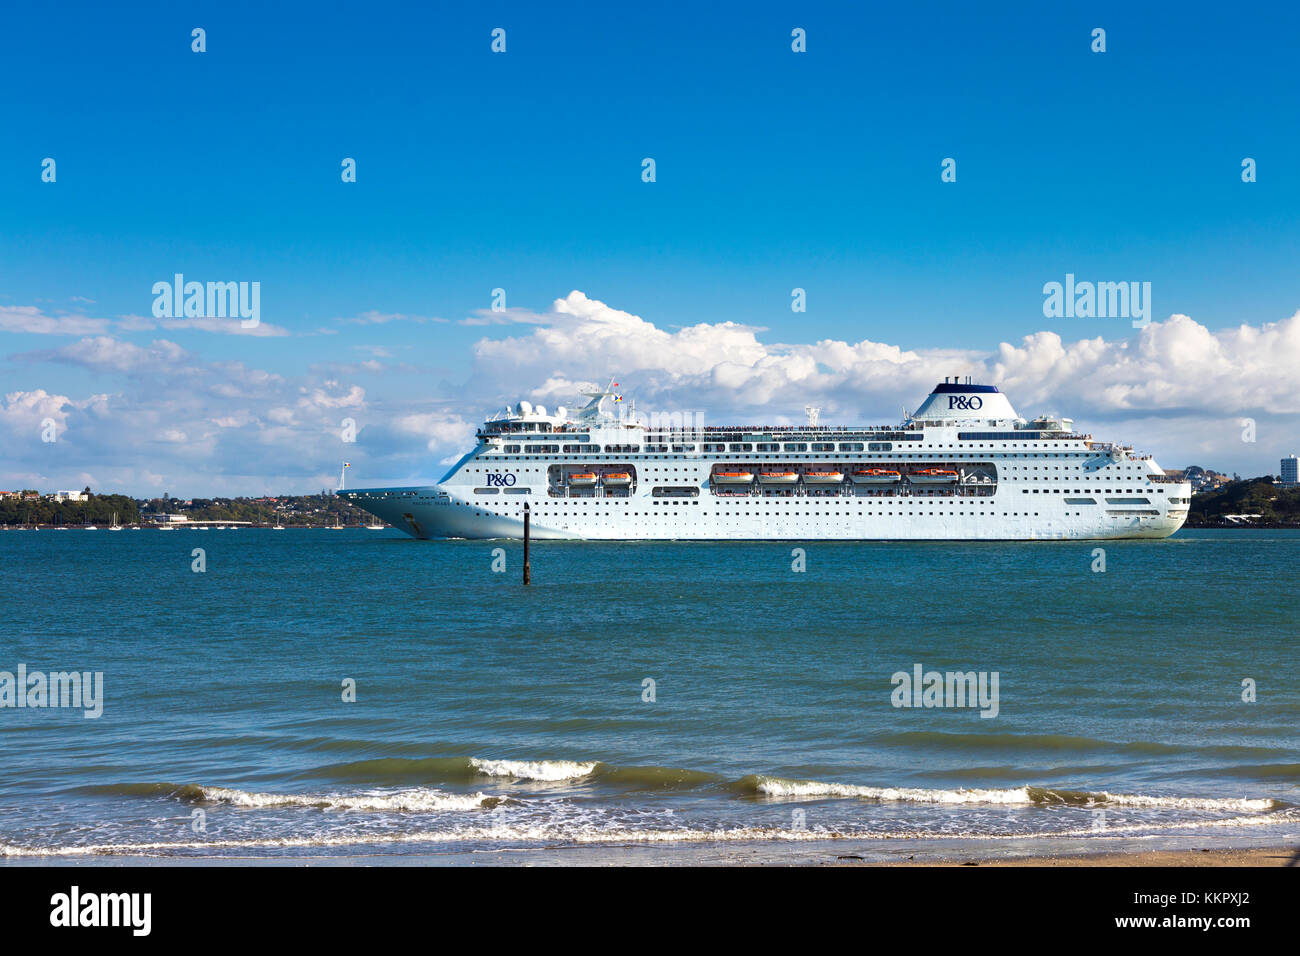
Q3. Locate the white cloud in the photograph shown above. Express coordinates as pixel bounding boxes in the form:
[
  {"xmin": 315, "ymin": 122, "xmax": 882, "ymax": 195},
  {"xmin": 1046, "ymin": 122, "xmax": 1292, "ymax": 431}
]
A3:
[
  {"xmin": 338, "ymin": 310, "xmax": 449, "ymax": 325},
  {"xmin": 4, "ymin": 291, "xmax": 1298, "ymax": 494},
  {"xmin": 117, "ymin": 314, "xmax": 291, "ymax": 337},
  {"xmin": 470, "ymin": 291, "xmax": 1300, "ymax": 424},
  {"xmin": 0, "ymin": 306, "xmax": 110, "ymax": 336}
]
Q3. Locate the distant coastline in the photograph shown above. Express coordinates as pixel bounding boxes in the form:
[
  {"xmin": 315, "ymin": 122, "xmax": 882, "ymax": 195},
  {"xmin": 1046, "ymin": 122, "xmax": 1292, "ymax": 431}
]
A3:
[{"xmin": 0, "ymin": 491, "xmax": 382, "ymax": 529}]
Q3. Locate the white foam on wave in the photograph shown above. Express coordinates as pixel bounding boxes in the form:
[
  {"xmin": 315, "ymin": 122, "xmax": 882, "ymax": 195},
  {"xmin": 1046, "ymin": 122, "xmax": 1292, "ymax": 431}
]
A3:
[
  {"xmin": 194, "ymin": 785, "xmax": 493, "ymax": 813},
  {"xmin": 4, "ymin": 808, "xmax": 1294, "ymax": 857},
  {"xmin": 1077, "ymin": 792, "xmax": 1277, "ymax": 812},
  {"xmin": 469, "ymin": 758, "xmax": 599, "ymax": 781},
  {"xmin": 753, "ymin": 776, "xmax": 1281, "ymax": 812},
  {"xmin": 755, "ymin": 777, "xmax": 1034, "ymax": 804}
]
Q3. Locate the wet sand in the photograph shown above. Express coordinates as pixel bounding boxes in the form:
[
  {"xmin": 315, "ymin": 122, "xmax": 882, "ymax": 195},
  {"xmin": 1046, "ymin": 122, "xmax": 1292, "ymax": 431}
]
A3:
[{"xmin": 881, "ymin": 847, "xmax": 1297, "ymax": 867}]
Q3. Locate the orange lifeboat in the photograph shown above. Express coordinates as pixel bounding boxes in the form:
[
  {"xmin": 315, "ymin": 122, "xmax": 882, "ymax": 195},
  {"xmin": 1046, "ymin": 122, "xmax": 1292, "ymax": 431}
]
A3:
[
  {"xmin": 712, "ymin": 471, "xmax": 754, "ymax": 485},
  {"xmin": 850, "ymin": 469, "xmax": 902, "ymax": 484},
  {"xmin": 802, "ymin": 471, "xmax": 845, "ymax": 485},
  {"xmin": 908, "ymin": 468, "xmax": 959, "ymax": 484},
  {"xmin": 757, "ymin": 471, "xmax": 799, "ymax": 485},
  {"xmin": 603, "ymin": 472, "xmax": 632, "ymax": 487},
  {"xmin": 567, "ymin": 472, "xmax": 599, "ymax": 487}
]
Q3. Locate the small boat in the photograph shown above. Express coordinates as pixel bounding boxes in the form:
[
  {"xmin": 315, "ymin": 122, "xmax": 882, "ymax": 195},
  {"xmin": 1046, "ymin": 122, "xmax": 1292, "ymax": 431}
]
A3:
[
  {"xmin": 109, "ymin": 513, "xmax": 123, "ymax": 531},
  {"xmin": 851, "ymin": 469, "xmax": 902, "ymax": 484},
  {"xmin": 273, "ymin": 519, "xmax": 286, "ymax": 530},
  {"xmin": 567, "ymin": 472, "xmax": 599, "ymax": 487},
  {"xmin": 908, "ymin": 468, "xmax": 959, "ymax": 484},
  {"xmin": 365, "ymin": 518, "xmax": 384, "ymax": 529},
  {"xmin": 757, "ymin": 471, "xmax": 799, "ymax": 485},
  {"xmin": 602, "ymin": 472, "xmax": 632, "ymax": 487},
  {"xmin": 712, "ymin": 471, "xmax": 754, "ymax": 485},
  {"xmin": 802, "ymin": 471, "xmax": 845, "ymax": 485}
]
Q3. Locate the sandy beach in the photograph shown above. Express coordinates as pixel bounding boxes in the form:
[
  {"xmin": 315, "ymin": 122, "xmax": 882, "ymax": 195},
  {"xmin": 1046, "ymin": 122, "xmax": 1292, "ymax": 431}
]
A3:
[{"xmin": 880, "ymin": 847, "xmax": 1298, "ymax": 867}]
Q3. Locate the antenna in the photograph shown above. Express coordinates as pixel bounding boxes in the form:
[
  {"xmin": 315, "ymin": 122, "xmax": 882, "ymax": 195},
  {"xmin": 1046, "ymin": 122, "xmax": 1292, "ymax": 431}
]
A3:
[{"xmin": 804, "ymin": 406, "xmax": 820, "ymax": 428}]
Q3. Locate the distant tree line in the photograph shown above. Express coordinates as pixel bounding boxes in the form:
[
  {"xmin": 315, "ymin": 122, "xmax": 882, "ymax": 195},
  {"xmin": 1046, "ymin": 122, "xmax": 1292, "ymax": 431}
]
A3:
[
  {"xmin": 1186, "ymin": 477, "xmax": 1300, "ymax": 526},
  {"xmin": 0, "ymin": 492, "xmax": 140, "ymax": 527}
]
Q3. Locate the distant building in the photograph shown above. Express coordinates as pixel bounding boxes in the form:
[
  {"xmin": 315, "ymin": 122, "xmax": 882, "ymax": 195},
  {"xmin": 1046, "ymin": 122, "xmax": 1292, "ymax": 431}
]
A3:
[
  {"xmin": 1280, "ymin": 455, "xmax": 1299, "ymax": 488},
  {"xmin": 50, "ymin": 490, "xmax": 88, "ymax": 503}
]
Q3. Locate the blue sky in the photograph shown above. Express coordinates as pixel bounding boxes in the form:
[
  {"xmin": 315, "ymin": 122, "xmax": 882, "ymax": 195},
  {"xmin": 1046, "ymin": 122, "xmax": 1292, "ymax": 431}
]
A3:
[{"xmin": 2, "ymin": 1, "xmax": 1299, "ymax": 493}]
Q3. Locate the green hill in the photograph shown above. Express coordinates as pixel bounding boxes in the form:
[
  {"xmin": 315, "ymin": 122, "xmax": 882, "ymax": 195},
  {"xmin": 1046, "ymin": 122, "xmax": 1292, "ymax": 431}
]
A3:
[{"xmin": 1186, "ymin": 478, "xmax": 1300, "ymax": 526}]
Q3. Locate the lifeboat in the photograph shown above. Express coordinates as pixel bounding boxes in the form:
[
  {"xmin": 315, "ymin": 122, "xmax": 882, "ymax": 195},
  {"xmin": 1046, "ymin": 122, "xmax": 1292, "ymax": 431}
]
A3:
[
  {"xmin": 602, "ymin": 472, "xmax": 632, "ymax": 487},
  {"xmin": 757, "ymin": 471, "xmax": 800, "ymax": 485},
  {"xmin": 567, "ymin": 472, "xmax": 599, "ymax": 487},
  {"xmin": 712, "ymin": 471, "xmax": 755, "ymax": 485},
  {"xmin": 908, "ymin": 468, "xmax": 959, "ymax": 484},
  {"xmin": 850, "ymin": 469, "xmax": 902, "ymax": 484},
  {"xmin": 802, "ymin": 471, "xmax": 845, "ymax": 485}
]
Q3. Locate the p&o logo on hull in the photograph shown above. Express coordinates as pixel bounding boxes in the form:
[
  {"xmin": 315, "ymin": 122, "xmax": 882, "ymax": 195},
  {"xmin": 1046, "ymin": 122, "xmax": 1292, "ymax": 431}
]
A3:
[
  {"xmin": 485, "ymin": 472, "xmax": 517, "ymax": 487},
  {"xmin": 948, "ymin": 396, "xmax": 983, "ymax": 410}
]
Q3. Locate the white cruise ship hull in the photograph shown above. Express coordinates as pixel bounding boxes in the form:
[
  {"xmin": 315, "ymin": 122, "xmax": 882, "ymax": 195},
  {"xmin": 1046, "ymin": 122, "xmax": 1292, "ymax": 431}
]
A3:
[{"xmin": 341, "ymin": 483, "xmax": 1189, "ymax": 541}]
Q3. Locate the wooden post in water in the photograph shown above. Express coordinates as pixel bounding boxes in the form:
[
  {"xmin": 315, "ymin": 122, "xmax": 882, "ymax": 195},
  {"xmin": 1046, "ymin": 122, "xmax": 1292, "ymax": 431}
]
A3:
[{"xmin": 522, "ymin": 502, "xmax": 531, "ymax": 585}]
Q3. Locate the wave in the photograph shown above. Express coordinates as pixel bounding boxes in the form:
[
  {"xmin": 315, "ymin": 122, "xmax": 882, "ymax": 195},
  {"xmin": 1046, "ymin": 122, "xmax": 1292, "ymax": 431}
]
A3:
[
  {"xmin": 5, "ymin": 809, "xmax": 1296, "ymax": 858},
  {"xmin": 294, "ymin": 756, "xmax": 720, "ymax": 789},
  {"xmin": 873, "ymin": 730, "xmax": 1289, "ymax": 759},
  {"xmin": 468, "ymin": 758, "xmax": 598, "ymax": 781},
  {"xmin": 740, "ymin": 776, "xmax": 1285, "ymax": 811},
  {"xmin": 740, "ymin": 775, "xmax": 1036, "ymax": 804},
  {"xmin": 78, "ymin": 759, "xmax": 1289, "ymax": 816},
  {"xmin": 77, "ymin": 782, "xmax": 498, "ymax": 812}
]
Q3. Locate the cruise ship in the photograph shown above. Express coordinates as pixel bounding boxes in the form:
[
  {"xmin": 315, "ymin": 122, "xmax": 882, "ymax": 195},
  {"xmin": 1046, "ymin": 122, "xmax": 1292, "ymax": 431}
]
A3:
[{"xmin": 341, "ymin": 379, "xmax": 1191, "ymax": 541}]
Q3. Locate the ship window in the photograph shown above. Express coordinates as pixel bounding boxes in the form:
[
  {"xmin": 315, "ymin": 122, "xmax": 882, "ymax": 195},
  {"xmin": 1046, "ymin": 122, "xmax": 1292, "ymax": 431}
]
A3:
[
  {"xmin": 783, "ymin": 443, "xmax": 808, "ymax": 451},
  {"xmin": 503, "ymin": 445, "xmax": 521, "ymax": 453},
  {"xmin": 839, "ymin": 443, "xmax": 864, "ymax": 451},
  {"xmin": 811, "ymin": 443, "xmax": 834, "ymax": 451},
  {"xmin": 503, "ymin": 488, "xmax": 531, "ymax": 494},
  {"xmin": 729, "ymin": 443, "xmax": 753, "ymax": 452},
  {"xmin": 473, "ymin": 487, "xmax": 500, "ymax": 495},
  {"xmin": 756, "ymin": 443, "xmax": 779, "ymax": 452}
]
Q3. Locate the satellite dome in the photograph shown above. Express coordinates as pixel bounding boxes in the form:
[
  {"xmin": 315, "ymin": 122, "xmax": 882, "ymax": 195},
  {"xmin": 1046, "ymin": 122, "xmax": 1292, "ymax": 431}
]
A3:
[
  {"xmin": 535, "ymin": 405, "xmax": 547, "ymax": 417},
  {"xmin": 556, "ymin": 405, "xmax": 567, "ymax": 419},
  {"xmin": 517, "ymin": 400, "xmax": 533, "ymax": 416}
]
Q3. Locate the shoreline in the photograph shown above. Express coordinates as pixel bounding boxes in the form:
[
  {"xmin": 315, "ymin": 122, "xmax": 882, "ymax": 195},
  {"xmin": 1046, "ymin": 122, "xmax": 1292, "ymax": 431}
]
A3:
[
  {"xmin": 874, "ymin": 847, "xmax": 1297, "ymax": 867},
  {"xmin": 5, "ymin": 842, "xmax": 1296, "ymax": 868}
]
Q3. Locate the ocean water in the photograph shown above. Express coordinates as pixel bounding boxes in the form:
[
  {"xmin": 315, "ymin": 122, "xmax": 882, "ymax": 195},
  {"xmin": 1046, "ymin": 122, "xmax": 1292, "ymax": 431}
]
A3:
[{"xmin": 1, "ymin": 527, "xmax": 1297, "ymax": 863}]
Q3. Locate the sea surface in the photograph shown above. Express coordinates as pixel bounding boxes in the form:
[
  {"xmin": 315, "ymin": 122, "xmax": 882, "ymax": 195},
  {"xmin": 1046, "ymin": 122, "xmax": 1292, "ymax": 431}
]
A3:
[{"xmin": 1, "ymin": 527, "xmax": 1297, "ymax": 864}]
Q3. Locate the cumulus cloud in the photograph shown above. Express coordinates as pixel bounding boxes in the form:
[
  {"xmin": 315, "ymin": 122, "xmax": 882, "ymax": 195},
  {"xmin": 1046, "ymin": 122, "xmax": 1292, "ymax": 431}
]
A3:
[
  {"xmin": 3, "ymin": 291, "xmax": 1297, "ymax": 494},
  {"xmin": 470, "ymin": 291, "xmax": 1300, "ymax": 425},
  {"xmin": 0, "ymin": 306, "xmax": 110, "ymax": 336}
]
